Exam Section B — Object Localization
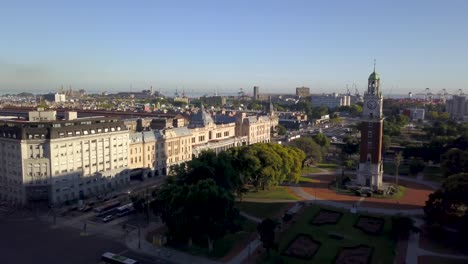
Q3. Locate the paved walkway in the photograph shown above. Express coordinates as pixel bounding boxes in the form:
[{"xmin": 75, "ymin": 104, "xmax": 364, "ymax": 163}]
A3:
[{"xmin": 383, "ymin": 174, "xmax": 441, "ymax": 190}]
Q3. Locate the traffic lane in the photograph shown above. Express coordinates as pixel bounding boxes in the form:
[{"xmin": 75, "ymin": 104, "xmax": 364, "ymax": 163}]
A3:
[
  {"xmin": 0, "ymin": 217, "xmax": 124, "ymax": 264},
  {"xmin": 124, "ymin": 250, "xmax": 174, "ymax": 264}
]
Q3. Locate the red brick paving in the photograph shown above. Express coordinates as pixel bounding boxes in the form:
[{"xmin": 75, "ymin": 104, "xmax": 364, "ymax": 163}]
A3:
[{"xmin": 300, "ymin": 174, "xmax": 433, "ymax": 210}]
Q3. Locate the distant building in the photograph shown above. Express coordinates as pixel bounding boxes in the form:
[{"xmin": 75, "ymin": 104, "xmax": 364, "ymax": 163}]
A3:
[
  {"xmin": 253, "ymin": 86, "xmax": 260, "ymax": 100},
  {"xmin": 446, "ymin": 95, "xmax": 468, "ymax": 121},
  {"xmin": 311, "ymin": 93, "xmax": 350, "ymax": 108},
  {"xmin": 402, "ymin": 108, "xmax": 425, "ymax": 121},
  {"xmin": 43, "ymin": 93, "xmax": 66, "ymax": 103},
  {"xmin": 174, "ymin": 97, "xmax": 189, "ymax": 104},
  {"xmin": 296, "ymin": 86, "xmax": 310, "ymax": 97},
  {"xmin": 28, "ymin": 109, "xmax": 57, "ymax": 121},
  {"xmin": 202, "ymin": 96, "xmax": 226, "ymax": 107}
]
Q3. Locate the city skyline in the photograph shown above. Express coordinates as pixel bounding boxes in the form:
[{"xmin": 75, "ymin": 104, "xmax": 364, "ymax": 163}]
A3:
[{"xmin": 1, "ymin": 0, "xmax": 468, "ymax": 94}]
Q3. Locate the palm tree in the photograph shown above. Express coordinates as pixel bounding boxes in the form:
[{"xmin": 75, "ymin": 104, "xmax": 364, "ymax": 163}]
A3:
[{"xmin": 394, "ymin": 152, "xmax": 402, "ymax": 186}]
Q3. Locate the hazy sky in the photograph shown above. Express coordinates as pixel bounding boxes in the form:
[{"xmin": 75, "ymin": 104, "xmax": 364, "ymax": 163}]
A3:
[{"xmin": 1, "ymin": 0, "xmax": 467, "ymax": 96}]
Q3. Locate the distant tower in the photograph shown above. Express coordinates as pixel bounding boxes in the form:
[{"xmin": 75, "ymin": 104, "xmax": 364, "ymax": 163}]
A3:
[
  {"xmin": 357, "ymin": 62, "xmax": 384, "ymax": 190},
  {"xmin": 267, "ymin": 96, "xmax": 275, "ymax": 116},
  {"xmin": 253, "ymin": 86, "xmax": 260, "ymax": 100},
  {"xmin": 150, "ymin": 86, "xmax": 154, "ymax": 96}
]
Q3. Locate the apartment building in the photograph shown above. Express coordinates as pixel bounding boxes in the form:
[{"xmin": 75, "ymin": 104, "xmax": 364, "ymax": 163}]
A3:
[
  {"xmin": 0, "ymin": 111, "xmax": 129, "ymax": 205},
  {"xmin": 446, "ymin": 95, "xmax": 468, "ymax": 121},
  {"xmin": 128, "ymin": 131, "xmax": 156, "ymax": 172},
  {"xmin": 311, "ymin": 93, "xmax": 351, "ymax": 108},
  {"xmin": 236, "ymin": 112, "xmax": 278, "ymax": 145}
]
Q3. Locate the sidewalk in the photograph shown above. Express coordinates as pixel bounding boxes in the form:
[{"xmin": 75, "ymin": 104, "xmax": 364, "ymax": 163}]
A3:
[
  {"xmin": 383, "ymin": 174, "xmax": 440, "ymax": 190},
  {"xmin": 125, "ymin": 222, "xmax": 221, "ymax": 264}
]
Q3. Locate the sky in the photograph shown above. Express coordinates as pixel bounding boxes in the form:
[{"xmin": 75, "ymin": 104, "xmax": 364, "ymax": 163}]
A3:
[{"xmin": 1, "ymin": 0, "xmax": 467, "ymax": 96}]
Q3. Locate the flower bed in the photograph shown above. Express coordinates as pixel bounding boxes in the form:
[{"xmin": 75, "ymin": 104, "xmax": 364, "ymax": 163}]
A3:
[
  {"xmin": 335, "ymin": 244, "xmax": 373, "ymax": 264},
  {"xmin": 311, "ymin": 209, "xmax": 343, "ymax": 225},
  {"xmin": 354, "ymin": 215, "xmax": 385, "ymax": 235},
  {"xmin": 282, "ymin": 233, "xmax": 321, "ymax": 260}
]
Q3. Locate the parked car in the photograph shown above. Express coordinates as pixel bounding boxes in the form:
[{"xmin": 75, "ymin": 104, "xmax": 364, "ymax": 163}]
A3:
[{"xmin": 102, "ymin": 215, "xmax": 114, "ymax": 223}]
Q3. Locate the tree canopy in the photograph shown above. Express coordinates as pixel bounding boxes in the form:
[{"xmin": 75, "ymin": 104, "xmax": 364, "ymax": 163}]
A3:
[
  {"xmin": 150, "ymin": 143, "xmax": 306, "ymax": 248},
  {"xmin": 424, "ymin": 173, "xmax": 468, "ymax": 249}
]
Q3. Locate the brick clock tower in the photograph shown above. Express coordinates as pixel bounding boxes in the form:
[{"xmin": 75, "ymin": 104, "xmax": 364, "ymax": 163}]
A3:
[{"xmin": 357, "ymin": 65, "xmax": 384, "ymax": 190}]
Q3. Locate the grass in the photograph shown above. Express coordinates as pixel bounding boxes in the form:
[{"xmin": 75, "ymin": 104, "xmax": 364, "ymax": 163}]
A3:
[
  {"xmin": 243, "ymin": 186, "xmax": 299, "ymax": 201},
  {"xmin": 298, "ymin": 176, "xmax": 319, "ymax": 184},
  {"xmin": 302, "ymin": 166, "xmax": 321, "ymax": 174},
  {"xmin": 372, "ymin": 186, "xmax": 406, "ymax": 200},
  {"xmin": 260, "ymin": 205, "xmax": 395, "ymax": 264},
  {"xmin": 317, "ymin": 163, "xmax": 339, "ymax": 170},
  {"xmin": 423, "ymin": 166, "xmax": 445, "ymax": 183},
  {"xmin": 236, "ymin": 201, "xmax": 291, "ymax": 220}
]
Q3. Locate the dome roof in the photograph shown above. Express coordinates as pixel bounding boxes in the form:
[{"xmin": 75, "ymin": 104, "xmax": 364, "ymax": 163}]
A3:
[
  {"xmin": 188, "ymin": 105, "xmax": 214, "ymax": 128},
  {"xmin": 368, "ymin": 71, "xmax": 380, "ymax": 80}
]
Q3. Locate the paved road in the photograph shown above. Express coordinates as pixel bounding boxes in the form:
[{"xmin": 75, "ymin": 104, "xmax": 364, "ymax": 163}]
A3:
[{"xmin": 0, "ymin": 210, "xmax": 169, "ymax": 264}]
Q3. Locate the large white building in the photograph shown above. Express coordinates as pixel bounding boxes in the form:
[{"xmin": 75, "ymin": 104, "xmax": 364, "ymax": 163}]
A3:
[
  {"xmin": 0, "ymin": 107, "xmax": 278, "ymax": 206},
  {"xmin": 311, "ymin": 93, "xmax": 351, "ymax": 108},
  {"xmin": 0, "ymin": 111, "xmax": 129, "ymax": 205}
]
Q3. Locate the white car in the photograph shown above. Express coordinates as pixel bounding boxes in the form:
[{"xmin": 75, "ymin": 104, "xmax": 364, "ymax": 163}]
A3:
[{"xmin": 102, "ymin": 215, "xmax": 114, "ymax": 223}]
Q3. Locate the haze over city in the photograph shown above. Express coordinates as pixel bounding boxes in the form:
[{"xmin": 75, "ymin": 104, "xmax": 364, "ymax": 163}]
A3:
[{"xmin": 1, "ymin": 0, "xmax": 468, "ymax": 95}]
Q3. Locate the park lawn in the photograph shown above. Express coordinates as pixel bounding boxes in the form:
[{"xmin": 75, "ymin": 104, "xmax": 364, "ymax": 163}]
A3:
[
  {"xmin": 383, "ymin": 162, "xmax": 411, "ymax": 176},
  {"xmin": 372, "ymin": 186, "xmax": 406, "ymax": 200},
  {"xmin": 243, "ymin": 186, "xmax": 299, "ymax": 201},
  {"xmin": 423, "ymin": 166, "xmax": 445, "ymax": 183},
  {"xmin": 261, "ymin": 205, "xmax": 395, "ymax": 264},
  {"xmin": 317, "ymin": 163, "xmax": 339, "ymax": 170},
  {"xmin": 236, "ymin": 201, "xmax": 292, "ymax": 220},
  {"xmin": 298, "ymin": 176, "xmax": 319, "ymax": 184},
  {"xmin": 302, "ymin": 166, "xmax": 321, "ymax": 174}
]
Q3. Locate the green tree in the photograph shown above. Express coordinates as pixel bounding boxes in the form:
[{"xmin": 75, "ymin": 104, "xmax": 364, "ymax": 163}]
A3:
[
  {"xmin": 290, "ymin": 137, "xmax": 323, "ymax": 164},
  {"xmin": 382, "ymin": 135, "xmax": 391, "ymax": 154},
  {"xmin": 276, "ymin": 125, "xmax": 287, "ymax": 136},
  {"xmin": 342, "ymin": 136, "xmax": 359, "ymax": 156},
  {"xmin": 151, "ymin": 178, "xmax": 241, "ymax": 250},
  {"xmin": 312, "ymin": 133, "xmax": 331, "ymax": 149},
  {"xmin": 424, "ymin": 173, "xmax": 468, "ymax": 250},
  {"xmin": 394, "ymin": 152, "xmax": 402, "ymax": 185},
  {"xmin": 441, "ymin": 148, "xmax": 468, "ymax": 177},
  {"xmin": 409, "ymin": 157, "xmax": 425, "ymax": 175}
]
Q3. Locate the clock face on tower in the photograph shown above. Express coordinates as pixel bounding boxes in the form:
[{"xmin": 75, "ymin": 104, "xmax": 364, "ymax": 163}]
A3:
[{"xmin": 367, "ymin": 100, "xmax": 377, "ymax": 110}]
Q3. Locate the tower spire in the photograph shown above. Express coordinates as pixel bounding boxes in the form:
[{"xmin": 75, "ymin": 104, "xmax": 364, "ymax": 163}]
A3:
[{"xmin": 373, "ymin": 59, "xmax": 376, "ymax": 72}]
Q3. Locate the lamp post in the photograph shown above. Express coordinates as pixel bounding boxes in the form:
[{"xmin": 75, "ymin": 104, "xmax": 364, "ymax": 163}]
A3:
[
  {"xmin": 126, "ymin": 223, "xmax": 141, "ymax": 249},
  {"xmin": 138, "ymin": 224, "xmax": 141, "ymax": 249}
]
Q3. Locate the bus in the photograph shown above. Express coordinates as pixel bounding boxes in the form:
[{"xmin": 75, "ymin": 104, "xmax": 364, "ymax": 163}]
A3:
[
  {"xmin": 94, "ymin": 200, "xmax": 121, "ymax": 216},
  {"xmin": 101, "ymin": 252, "xmax": 139, "ymax": 264},
  {"xmin": 116, "ymin": 203, "xmax": 135, "ymax": 217}
]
